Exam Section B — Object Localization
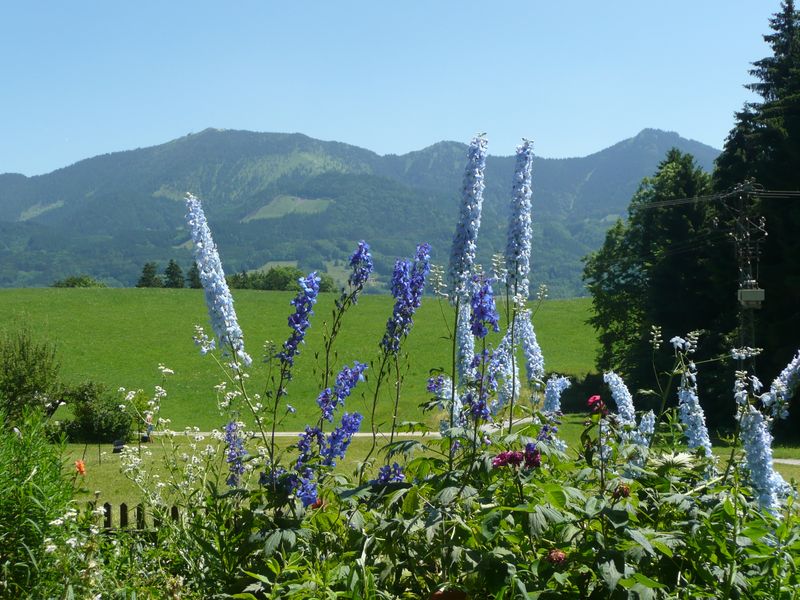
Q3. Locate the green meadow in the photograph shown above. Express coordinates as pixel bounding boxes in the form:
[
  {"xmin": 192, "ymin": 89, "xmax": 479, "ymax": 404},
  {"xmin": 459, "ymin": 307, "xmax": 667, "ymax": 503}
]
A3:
[{"xmin": 0, "ymin": 288, "xmax": 598, "ymax": 431}]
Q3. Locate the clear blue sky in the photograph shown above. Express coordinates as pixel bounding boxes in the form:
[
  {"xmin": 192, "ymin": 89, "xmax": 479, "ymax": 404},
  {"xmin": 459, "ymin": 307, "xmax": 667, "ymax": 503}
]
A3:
[{"xmin": 1, "ymin": 1, "xmax": 775, "ymax": 176}]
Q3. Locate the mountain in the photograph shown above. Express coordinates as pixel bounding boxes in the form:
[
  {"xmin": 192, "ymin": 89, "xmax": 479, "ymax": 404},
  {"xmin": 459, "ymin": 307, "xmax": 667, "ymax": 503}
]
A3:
[{"xmin": 0, "ymin": 128, "xmax": 719, "ymax": 295}]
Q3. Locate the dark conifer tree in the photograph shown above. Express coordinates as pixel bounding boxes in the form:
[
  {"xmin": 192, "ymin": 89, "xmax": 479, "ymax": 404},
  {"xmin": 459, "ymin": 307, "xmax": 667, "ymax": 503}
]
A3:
[
  {"xmin": 164, "ymin": 259, "xmax": 185, "ymax": 288},
  {"xmin": 136, "ymin": 262, "xmax": 163, "ymax": 288}
]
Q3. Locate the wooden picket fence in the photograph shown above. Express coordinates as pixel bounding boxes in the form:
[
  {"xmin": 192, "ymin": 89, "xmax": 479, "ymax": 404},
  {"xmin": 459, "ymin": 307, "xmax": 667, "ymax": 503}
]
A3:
[{"xmin": 93, "ymin": 502, "xmax": 181, "ymax": 531}]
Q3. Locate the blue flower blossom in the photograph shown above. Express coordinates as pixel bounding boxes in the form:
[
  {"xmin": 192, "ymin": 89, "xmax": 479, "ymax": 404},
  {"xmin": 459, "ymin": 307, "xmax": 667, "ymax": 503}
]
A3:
[
  {"xmin": 381, "ymin": 243, "xmax": 431, "ymax": 354},
  {"xmin": 505, "ymin": 140, "xmax": 534, "ymax": 300},
  {"xmin": 449, "ymin": 135, "xmax": 488, "ymax": 298},
  {"xmin": 279, "ymin": 272, "xmax": 320, "ymax": 367},
  {"xmin": 488, "ymin": 333, "xmax": 519, "ymax": 414},
  {"xmin": 677, "ymin": 364, "xmax": 713, "ymax": 458},
  {"xmin": 223, "ymin": 420, "xmax": 247, "ymax": 487},
  {"xmin": 322, "ymin": 412, "xmax": 363, "ymax": 467},
  {"xmin": 604, "ymin": 372, "xmax": 636, "ymax": 428},
  {"xmin": 740, "ymin": 406, "xmax": 787, "ymax": 514},
  {"xmin": 469, "ymin": 276, "xmax": 500, "ymax": 338},
  {"xmin": 456, "ymin": 301, "xmax": 475, "ymax": 382},
  {"xmin": 761, "ymin": 349, "xmax": 800, "ymax": 421},
  {"xmin": 543, "ymin": 375, "xmax": 571, "ymax": 413},
  {"xmin": 516, "ymin": 310, "xmax": 544, "ymax": 382},
  {"xmin": 347, "ymin": 241, "xmax": 373, "ymax": 297},
  {"xmin": 296, "ymin": 467, "xmax": 318, "ymax": 507},
  {"xmin": 317, "ymin": 361, "xmax": 368, "ymax": 422},
  {"xmin": 371, "ymin": 462, "xmax": 405, "ymax": 484},
  {"xmin": 185, "ymin": 194, "xmax": 252, "ymax": 366},
  {"xmin": 296, "ymin": 426, "xmax": 324, "ymax": 469}
]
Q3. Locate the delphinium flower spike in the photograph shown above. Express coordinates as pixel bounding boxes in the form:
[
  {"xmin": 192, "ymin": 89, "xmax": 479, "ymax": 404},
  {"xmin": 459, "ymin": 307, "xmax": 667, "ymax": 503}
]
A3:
[
  {"xmin": 185, "ymin": 193, "xmax": 251, "ymax": 367},
  {"xmin": 543, "ymin": 375, "xmax": 570, "ymax": 413},
  {"xmin": 449, "ymin": 135, "xmax": 488, "ymax": 300},
  {"xmin": 505, "ymin": 139, "xmax": 534, "ymax": 300},
  {"xmin": 279, "ymin": 272, "xmax": 320, "ymax": 369},
  {"xmin": 740, "ymin": 406, "xmax": 787, "ymax": 515},
  {"xmin": 381, "ymin": 243, "xmax": 431, "ymax": 354},
  {"xmin": 760, "ymin": 349, "xmax": 800, "ymax": 421}
]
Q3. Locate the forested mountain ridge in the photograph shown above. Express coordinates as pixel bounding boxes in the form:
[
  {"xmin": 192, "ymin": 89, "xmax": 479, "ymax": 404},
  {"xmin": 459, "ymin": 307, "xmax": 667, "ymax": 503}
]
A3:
[{"xmin": 0, "ymin": 128, "xmax": 719, "ymax": 294}]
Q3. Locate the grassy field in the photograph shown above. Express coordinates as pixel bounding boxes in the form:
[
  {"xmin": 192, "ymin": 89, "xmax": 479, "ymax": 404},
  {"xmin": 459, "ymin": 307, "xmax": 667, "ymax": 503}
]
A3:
[{"xmin": 0, "ymin": 288, "xmax": 598, "ymax": 431}]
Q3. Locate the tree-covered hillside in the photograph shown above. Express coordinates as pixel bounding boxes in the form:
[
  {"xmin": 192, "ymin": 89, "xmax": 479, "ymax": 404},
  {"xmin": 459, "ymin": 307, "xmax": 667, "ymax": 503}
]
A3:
[{"xmin": 0, "ymin": 128, "xmax": 719, "ymax": 294}]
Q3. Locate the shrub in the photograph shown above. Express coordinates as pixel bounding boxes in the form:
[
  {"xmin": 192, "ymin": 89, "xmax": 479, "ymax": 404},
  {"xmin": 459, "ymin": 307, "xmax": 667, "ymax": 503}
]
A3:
[
  {"xmin": 63, "ymin": 381, "xmax": 132, "ymax": 443},
  {"xmin": 51, "ymin": 274, "xmax": 106, "ymax": 288},
  {"xmin": 0, "ymin": 328, "xmax": 62, "ymax": 424},
  {"xmin": 0, "ymin": 409, "xmax": 73, "ymax": 594}
]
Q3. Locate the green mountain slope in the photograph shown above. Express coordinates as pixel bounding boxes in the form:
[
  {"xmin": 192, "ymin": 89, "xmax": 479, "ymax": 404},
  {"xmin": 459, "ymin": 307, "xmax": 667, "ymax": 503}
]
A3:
[{"xmin": 0, "ymin": 128, "xmax": 719, "ymax": 294}]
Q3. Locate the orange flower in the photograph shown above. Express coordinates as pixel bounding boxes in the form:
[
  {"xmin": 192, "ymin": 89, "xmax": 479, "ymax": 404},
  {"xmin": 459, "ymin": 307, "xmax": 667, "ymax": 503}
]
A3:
[{"xmin": 75, "ymin": 459, "xmax": 86, "ymax": 476}]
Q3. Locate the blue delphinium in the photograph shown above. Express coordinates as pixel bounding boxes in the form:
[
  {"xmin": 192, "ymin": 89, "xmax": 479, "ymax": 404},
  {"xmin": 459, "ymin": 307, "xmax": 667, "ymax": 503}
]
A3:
[
  {"xmin": 740, "ymin": 406, "xmax": 786, "ymax": 515},
  {"xmin": 317, "ymin": 361, "xmax": 368, "ymax": 422},
  {"xmin": 428, "ymin": 375, "xmax": 464, "ymax": 428},
  {"xmin": 185, "ymin": 193, "xmax": 252, "ymax": 367},
  {"xmin": 223, "ymin": 420, "xmax": 247, "ymax": 487},
  {"xmin": 279, "ymin": 272, "xmax": 320, "ymax": 367},
  {"xmin": 505, "ymin": 139, "xmax": 534, "ymax": 300},
  {"xmin": 449, "ymin": 135, "xmax": 488, "ymax": 298},
  {"xmin": 347, "ymin": 240, "xmax": 373, "ymax": 297},
  {"xmin": 296, "ymin": 425, "xmax": 324, "ymax": 469},
  {"xmin": 677, "ymin": 365, "xmax": 713, "ymax": 458},
  {"xmin": 462, "ymin": 350, "xmax": 497, "ymax": 422},
  {"xmin": 371, "ymin": 462, "xmax": 405, "ymax": 485},
  {"xmin": 761, "ymin": 349, "xmax": 800, "ymax": 421},
  {"xmin": 322, "ymin": 412, "xmax": 363, "ymax": 467},
  {"xmin": 469, "ymin": 276, "xmax": 500, "ymax": 338},
  {"xmin": 604, "ymin": 372, "xmax": 636, "ymax": 428},
  {"xmin": 381, "ymin": 243, "xmax": 431, "ymax": 354},
  {"xmin": 488, "ymin": 333, "xmax": 519, "ymax": 414},
  {"xmin": 296, "ymin": 468, "xmax": 318, "ymax": 507},
  {"xmin": 456, "ymin": 302, "xmax": 475, "ymax": 382},
  {"xmin": 516, "ymin": 310, "xmax": 545, "ymax": 382},
  {"xmin": 543, "ymin": 375, "xmax": 571, "ymax": 413}
]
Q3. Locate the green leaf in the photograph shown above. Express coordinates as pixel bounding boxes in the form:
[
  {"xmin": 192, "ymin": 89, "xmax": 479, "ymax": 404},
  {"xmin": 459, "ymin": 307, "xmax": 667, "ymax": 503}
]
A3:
[
  {"xmin": 437, "ymin": 486, "xmax": 460, "ymax": 506},
  {"xmin": 628, "ymin": 528, "xmax": 655, "ymax": 556},
  {"xmin": 598, "ymin": 560, "xmax": 622, "ymax": 590}
]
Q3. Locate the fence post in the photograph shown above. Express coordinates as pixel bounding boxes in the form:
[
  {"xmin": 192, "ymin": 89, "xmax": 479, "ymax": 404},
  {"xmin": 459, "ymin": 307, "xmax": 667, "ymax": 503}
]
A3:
[
  {"xmin": 120, "ymin": 503, "xmax": 129, "ymax": 528},
  {"xmin": 136, "ymin": 504, "xmax": 145, "ymax": 530},
  {"xmin": 103, "ymin": 502, "xmax": 112, "ymax": 529}
]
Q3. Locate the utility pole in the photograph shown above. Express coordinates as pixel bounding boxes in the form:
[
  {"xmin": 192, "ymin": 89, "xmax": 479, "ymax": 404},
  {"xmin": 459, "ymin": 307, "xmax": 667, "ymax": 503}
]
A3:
[{"xmin": 728, "ymin": 180, "xmax": 767, "ymax": 367}]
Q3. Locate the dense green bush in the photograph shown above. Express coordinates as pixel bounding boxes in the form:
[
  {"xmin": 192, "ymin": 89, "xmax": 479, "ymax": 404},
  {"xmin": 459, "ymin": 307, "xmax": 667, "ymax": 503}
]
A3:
[
  {"xmin": 0, "ymin": 328, "xmax": 62, "ymax": 424},
  {"xmin": 0, "ymin": 409, "xmax": 73, "ymax": 595},
  {"xmin": 63, "ymin": 381, "xmax": 132, "ymax": 443},
  {"xmin": 51, "ymin": 274, "xmax": 106, "ymax": 288}
]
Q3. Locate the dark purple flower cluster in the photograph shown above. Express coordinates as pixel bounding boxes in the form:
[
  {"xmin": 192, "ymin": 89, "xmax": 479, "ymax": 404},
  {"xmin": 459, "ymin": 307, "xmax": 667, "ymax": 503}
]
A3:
[
  {"xmin": 492, "ymin": 443, "xmax": 541, "ymax": 469},
  {"xmin": 371, "ymin": 462, "xmax": 405, "ymax": 484},
  {"xmin": 381, "ymin": 243, "xmax": 431, "ymax": 354},
  {"xmin": 224, "ymin": 421, "xmax": 247, "ymax": 487},
  {"xmin": 322, "ymin": 412, "xmax": 363, "ymax": 467},
  {"xmin": 524, "ymin": 442, "xmax": 541, "ymax": 468},
  {"xmin": 279, "ymin": 272, "xmax": 320, "ymax": 367},
  {"xmin": 296, "ymin": 467, "xmax": 317, "ymax": 507},
  {"xmin": 317, "ymin": 361, "xmax": 368, "ymax": 422},
  {"xmin": 469, "ymin": 276, "xmax": 500, "ymax": 339},
  {"xmin": 347, "ymin": 241, "xmax": 373, "ymax": 296}
]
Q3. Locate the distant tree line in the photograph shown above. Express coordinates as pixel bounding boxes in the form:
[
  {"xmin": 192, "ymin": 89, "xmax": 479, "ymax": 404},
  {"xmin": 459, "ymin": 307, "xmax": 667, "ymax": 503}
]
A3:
[{"xmin": 134, "ymin": 261, "xmax": 335, "ymax": 292}]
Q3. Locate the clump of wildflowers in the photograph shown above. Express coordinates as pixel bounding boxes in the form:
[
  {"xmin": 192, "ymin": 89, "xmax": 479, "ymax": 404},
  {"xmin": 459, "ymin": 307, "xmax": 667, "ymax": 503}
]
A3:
[
  {"xmin": 604, "ymin": 372, "xmax": 636, "ymax": 427},
  {"xmin": 185, "ymin": 193, "xmax": 251, "ymax": 367},
  {"xmin": 449, "ymin": 135, "xmax": 488, "ymax": 298},
  {"xmin": 279, "ymin": 272, "xmax": 320, "ymax": 368},
  {"xmin": 381, "ymin": 243, "xmax": 431, "ymax": 354},
  {"xmin": 677, "ymin": 362, "xmax": 713, "ymax": 459},
  {"xmin": 505, "ymin": 139, "xmax": 534, "ymax": 300}
]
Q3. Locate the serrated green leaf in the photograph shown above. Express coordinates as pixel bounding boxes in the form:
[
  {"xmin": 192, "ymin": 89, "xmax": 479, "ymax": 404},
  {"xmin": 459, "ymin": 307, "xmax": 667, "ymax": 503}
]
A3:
[
  {"xmin": 598, "ymin": 559, "xmax": 622, "ymax": 590},
  {"xmin": 628, "ymin": 528, "xmax": 655, "ymax": 556}
]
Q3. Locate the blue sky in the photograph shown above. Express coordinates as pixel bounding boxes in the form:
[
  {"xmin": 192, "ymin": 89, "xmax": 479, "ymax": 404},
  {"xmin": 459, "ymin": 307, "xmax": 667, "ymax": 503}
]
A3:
[{"xmin": 1, "ymin": 1, "xmax": 774, "ymax": 176}]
